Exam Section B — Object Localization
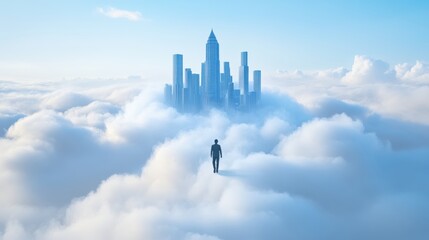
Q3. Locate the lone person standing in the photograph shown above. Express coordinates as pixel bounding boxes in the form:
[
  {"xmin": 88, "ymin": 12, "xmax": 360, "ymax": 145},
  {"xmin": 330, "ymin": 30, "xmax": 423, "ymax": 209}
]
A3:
[{"xmin": 211, "ymin": 139, "xmax": 222, "ymax": 173}]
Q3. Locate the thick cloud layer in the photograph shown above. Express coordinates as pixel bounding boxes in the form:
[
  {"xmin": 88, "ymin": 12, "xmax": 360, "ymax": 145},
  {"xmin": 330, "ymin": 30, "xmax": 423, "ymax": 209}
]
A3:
[
  {"xmin": 0, "ymin": 57, "xmax": 429, "ymax": 239},
  {"xmin": 270, "ymin": 55, "xmax": 429, "ymax": 125}
]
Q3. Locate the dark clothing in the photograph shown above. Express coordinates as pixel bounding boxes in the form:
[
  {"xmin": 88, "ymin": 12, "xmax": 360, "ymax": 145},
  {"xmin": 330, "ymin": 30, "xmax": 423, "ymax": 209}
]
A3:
[
  {"xmin": 213, "ymin": 157, "xmax": 219, "ymax": 173},
  {"xmin": 211, "ymin": 144, "xmax": 222, "ymax": 158},
  {"xmin": 211, "ymin": 143, "xmax": 222, "ymax": 173}
]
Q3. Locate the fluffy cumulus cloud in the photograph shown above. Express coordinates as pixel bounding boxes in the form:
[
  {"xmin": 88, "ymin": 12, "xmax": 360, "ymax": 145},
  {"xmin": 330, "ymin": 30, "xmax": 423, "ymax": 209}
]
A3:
[
  {"xmin": 395, "ymin": 61, "xmax": 429, "ymax": 83},
  {"xmin": 342, "ymin": 55, "xmax": 396, "ymax": 84},
  {"xmin": 270, "ymin": 55, "xmax": 429, "ymax": 125},
  {"xmin": 0, "ymin": 55, "xmax": 429, "ymax": 239}
]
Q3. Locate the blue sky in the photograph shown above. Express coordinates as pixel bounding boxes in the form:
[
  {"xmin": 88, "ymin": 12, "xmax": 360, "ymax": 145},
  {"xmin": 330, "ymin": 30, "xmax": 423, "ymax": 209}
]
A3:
[{"xmin": 1, "ymin": 0, "xmax": 428, "ymax": 82}]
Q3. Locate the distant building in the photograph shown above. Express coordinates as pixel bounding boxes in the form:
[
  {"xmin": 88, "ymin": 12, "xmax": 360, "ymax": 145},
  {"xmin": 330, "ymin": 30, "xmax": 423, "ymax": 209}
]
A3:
[
  {"xmin": 253, "ymin": 70, "xmax": 261, "ymax": 103},
  {"xmin": 191, "ymin": 73, "xmax": 200, "ymax": 112},
  {"xmin": 200, "ymin": 62, "xmax": 206, "ymax": 104},
  {"xmin": 184, "ymin": 68, "xmax": 193, "ymax": 112},
  {"xmin": 173, "ymin": 54, "xmax": 183, "ymax": 110},
  {"xmin": 204, "ymin": 30, "xmax": 221, "ymax": 107},
  {"xmin": 164, "ymin": 84, "xmax": 172, "ymax": 106},
  {"xmin": 239, "ymin": 52, "xmax": 249, "ymax": 107},
  {"xmin": 248, "ymin": 91, "xmax": 256, "ymax": 109},
  {"xmin": 225, "ymin": 82, "xmax": 236, "ymax": 109},
  {"xmin": 166, "ymin": 31, "xmax": 261, "ymax": 113},
  {"xmin": 221, "ymin": 62, "xmax": 232, "ymax": 103},
  {"xmin": 233, "ymin": 89, "xmax": 241, "ymax": 109}
]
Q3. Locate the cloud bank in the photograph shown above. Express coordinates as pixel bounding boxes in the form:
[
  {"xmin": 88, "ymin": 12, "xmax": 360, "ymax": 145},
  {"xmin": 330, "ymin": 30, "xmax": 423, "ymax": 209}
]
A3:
[
  {"xmin": 270, "ymin": 55, "xmax": 429, "ymax": 125},
  {"xmin": 0, "ymin": 56, "xmax": 429, "ymax": 240}
]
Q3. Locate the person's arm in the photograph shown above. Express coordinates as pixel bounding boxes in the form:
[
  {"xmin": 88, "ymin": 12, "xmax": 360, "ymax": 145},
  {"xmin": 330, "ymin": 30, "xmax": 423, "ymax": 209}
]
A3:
[
  {"xmin": 220, "ymin": 146, "xmax": 222, "ymax": 158},
  {"xmin": 210, "ymin": 145, "xmax": 213, "ymax": 157}
]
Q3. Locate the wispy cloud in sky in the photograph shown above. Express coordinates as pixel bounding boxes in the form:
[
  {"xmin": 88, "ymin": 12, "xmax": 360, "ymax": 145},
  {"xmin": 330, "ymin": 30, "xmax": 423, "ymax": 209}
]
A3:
[{"xmin": 97, "ymin": 7, "xmax": 142, "ymax": 21}]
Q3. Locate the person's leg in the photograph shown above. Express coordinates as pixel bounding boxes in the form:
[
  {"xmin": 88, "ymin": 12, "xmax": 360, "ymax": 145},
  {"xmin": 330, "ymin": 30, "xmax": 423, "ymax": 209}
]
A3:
[
  {"xmin": 215, "ymin": 157, "xmax": 219, "ymax": 173},
  {"xmin": 212, "ymin": 157, "xmax": 216, "ymax": 173}
]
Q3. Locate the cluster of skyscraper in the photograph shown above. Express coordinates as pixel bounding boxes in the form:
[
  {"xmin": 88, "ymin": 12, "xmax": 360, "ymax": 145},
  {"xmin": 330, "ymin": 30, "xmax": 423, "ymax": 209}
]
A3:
[{"xmin": 164, "ymin": 30, "xmax": 262, "ymax": 112}]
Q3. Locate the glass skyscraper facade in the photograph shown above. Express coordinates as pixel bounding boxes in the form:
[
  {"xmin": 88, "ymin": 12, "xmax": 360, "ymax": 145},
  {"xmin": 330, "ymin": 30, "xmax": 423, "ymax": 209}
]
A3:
[
  {"xmin": 165, "ymin": 31, "xmax": 261, "ymax": 112},
  {"xmin": 239, "ymin": 51, "xmax": 249, "ymax": 107},
  {"xmin": 204, "ymin": 30, "xmax": 221, "ymax": 107},
  {"xmin": 172, "ymin": 54, "xmax": 183, "ymax": 110},
  {"xmin": 253, "ymin": 70, "xmax": 262, "ymax": 103}
]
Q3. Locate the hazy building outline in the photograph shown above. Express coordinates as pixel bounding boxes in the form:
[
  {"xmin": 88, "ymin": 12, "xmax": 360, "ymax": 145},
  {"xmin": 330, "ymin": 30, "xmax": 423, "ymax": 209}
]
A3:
[
  {"xmin": 204, "ymin": 30, "xmax": 221, "ymax": 107},
  {"xmin": 172, "ymin": 54, "xmax": 183, "ymax": 111},
  {"xmin": 165, "ymin": 31, "xmax": 261, "ymax": 112}
]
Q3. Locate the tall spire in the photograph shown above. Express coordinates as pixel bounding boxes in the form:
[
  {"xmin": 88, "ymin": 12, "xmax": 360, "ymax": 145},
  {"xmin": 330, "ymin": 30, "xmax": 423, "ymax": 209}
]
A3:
[
  {"xmin": 208, "ymin": 29, "xmax": 217, "ymax": 41},
  {"xmin": 205, "ymin": 29, "xmax": 220, "ymax": 107}
]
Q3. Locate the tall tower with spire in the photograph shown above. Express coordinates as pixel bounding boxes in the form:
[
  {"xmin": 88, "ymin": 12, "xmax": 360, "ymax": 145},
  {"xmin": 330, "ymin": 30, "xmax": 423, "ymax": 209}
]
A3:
[{"xmin": 204, "ymin": 30, "xmax": 221, "ymax": 107}]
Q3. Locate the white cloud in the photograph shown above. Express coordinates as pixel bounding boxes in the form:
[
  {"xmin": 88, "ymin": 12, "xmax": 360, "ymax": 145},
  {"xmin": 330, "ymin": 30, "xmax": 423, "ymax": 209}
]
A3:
[
  {"xmin": 342, "ymin": 55, "xmax": 396, "ymax": 84},
  {"xmin": 0, "ymin": 54, "xmax": 429, "ymax": 239},
  {"xmin": 98, "ymin": 7, "xmax": 142, "ymax": 21},
  {"xmin": 275, "ymin": 114, "xmax": 381, "ymax": 165},
  {"xmin": 395, "ymin": 61, "xmax": 429, "ymax": 83},
  {"xmin": 272, "ymin": 67, "xmax": 348, "ymax": 83},
  {"xmin": 270, "ymin": 56, "xmax": 429, "ymax": 125},
  {"xmin": 21, "ymin": 109, "xmax": 428, "ymax": 239},
  {"xmin": 41, "ymin": 91, "xmax": 93, "ymax": 112}
]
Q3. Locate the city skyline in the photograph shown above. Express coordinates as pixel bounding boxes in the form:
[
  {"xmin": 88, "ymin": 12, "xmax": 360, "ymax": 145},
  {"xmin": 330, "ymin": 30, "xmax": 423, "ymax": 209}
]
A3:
[{"xmin": 165, "ymin": 30, "xmax": 262, "ymax": 112}]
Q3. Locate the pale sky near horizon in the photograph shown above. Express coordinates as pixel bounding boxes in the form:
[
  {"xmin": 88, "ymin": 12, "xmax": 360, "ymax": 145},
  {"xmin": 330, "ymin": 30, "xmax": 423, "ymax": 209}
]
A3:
[{"xmin": 1, "ymin": 0, "xmax": 428, "ymax": 82}]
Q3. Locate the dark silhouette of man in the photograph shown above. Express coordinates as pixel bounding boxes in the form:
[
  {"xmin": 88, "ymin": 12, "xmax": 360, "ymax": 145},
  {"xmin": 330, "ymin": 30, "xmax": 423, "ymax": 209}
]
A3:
[{"xmin": 211, "ymin": 139, "xmax": 222, "ymax": 173}]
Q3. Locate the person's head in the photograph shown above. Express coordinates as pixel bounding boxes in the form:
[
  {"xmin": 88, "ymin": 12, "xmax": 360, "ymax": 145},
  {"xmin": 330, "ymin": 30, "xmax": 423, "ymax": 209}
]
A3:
[{"xmin": 214, "ymin": 139, "xmax": 218, "ymax": 144}]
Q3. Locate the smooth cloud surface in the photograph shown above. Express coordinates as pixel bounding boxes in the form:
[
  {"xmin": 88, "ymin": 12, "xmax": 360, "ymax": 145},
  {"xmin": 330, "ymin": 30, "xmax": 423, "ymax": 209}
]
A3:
[{"xmin": 1, "ymin": 56, "xmax": 429, "ymax": 240}]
